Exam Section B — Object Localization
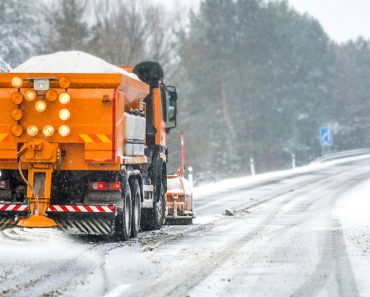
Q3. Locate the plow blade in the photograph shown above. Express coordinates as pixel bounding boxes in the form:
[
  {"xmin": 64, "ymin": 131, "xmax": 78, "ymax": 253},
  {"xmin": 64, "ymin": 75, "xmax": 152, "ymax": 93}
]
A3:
[
  {"xmin": 0, "ymin": 203, "xmax": 117, "ymax": 236},
  {"xmin": 166, "ymin": 175, "xmax": 194, "ymax": 225}
]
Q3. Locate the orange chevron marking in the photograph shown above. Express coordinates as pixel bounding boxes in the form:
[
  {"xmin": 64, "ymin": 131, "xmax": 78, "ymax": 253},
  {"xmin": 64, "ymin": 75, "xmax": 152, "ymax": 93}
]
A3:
[{"xmin": 78, "ymin": 134, "xmax": 112, "ymax": 143}]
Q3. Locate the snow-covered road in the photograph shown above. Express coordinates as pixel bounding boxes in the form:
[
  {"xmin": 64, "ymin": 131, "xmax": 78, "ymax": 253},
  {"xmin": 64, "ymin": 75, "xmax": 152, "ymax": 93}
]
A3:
[{"xmin": 1, "ymin": 155, "xmax": 370, "ymax": 297}]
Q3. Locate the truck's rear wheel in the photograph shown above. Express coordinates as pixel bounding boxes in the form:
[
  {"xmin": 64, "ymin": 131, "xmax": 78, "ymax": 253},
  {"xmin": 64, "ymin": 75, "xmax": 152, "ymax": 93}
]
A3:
[
  {"xmin": 155, "ymin": 181, "xmax": 166, "ymax": 227},
  {"xmin": 130, "ymin": 179, "xmax": 141, "ymax": 238},
  {"xmin": 141, "ymin": 181, "xmax": 166, "ymax": 231},
  {"xmin": 114, "ymin": 181, "xmax": 132, "ymax": 241}
]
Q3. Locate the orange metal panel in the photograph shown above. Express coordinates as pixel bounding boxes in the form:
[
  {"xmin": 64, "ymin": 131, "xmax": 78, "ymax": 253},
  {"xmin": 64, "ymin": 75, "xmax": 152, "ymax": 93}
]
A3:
[
  {"xmin": 116, "ymin": 90, "xmax": 125, "ymax": 157},
  {"xmin": 152, "ymin": 87, "xmax": 166, "ymax": 147},
  {"xmin": 0, "ymin": 72, "xmax": 150, "ymax": 171},
  {"xmin": 0, "ymin": 73, "xmax": 123, "ymax": 89},
  {"xmin": 0, "ymin": 88, "xmax": 115, "ymax": 144}
]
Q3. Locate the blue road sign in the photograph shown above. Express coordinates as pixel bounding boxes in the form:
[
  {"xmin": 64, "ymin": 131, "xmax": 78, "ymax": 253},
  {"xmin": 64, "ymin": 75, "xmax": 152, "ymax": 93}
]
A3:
[{"xmin": 320, "ymin": 127, "xmax": 332, "ymax": 146}]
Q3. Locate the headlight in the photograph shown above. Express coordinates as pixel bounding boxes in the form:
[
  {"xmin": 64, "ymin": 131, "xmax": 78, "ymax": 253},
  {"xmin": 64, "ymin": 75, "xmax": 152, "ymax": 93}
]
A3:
[
  {"xmin": 11, "ymin": 125, "xmax": 23, "ymax": 137},
  {"xmin": 35, "ymin": 100, "xmax": 47, "ymax": 112},
  {"xmin": 43, "ymin": 125, "xmax": 55, "ymax": 137},
  {"xmin": 11, "ymin": 109, "xmax": 23, "ymax": 121},
  {"xmin": 27, "ymin": 125, "xmax": 39, "ymax": 137},
  {"xmin": 59, "ymin": 125, "xmax": 70, "ymax": 137},
  {"xmin": 11, "ymin": 77, "xmax": 23, "ymax": 88},
  {"xmin": 11, "ymin": 92, "xmax": 23, "ymax": 105},
  {"xmin": 46, "ymin": 89, "xmax": 58, "ymax": 102},
  {"xmin": 59, "ymin": 93, "xmax": 70, "ymax": 104},
  {"xmin": 24, "ymin": 89, "xmax": 37, "ymax": 102},
  {"xmin": 59, "ymin": 109, "xmax": 70, "ymax": 121}
]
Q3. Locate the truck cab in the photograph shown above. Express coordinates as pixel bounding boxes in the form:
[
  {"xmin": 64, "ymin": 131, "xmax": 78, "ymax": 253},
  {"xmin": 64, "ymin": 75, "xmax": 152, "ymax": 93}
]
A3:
[{"xmin": 132, "ymin": 61, "xmax": 178, "ymax": 230}]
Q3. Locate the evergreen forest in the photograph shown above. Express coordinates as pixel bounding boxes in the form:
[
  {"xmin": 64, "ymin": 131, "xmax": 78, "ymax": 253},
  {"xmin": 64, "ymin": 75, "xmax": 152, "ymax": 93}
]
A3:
[{"xmin": 2, "ymin": 0, "xmax": 370, "ymax": 181}]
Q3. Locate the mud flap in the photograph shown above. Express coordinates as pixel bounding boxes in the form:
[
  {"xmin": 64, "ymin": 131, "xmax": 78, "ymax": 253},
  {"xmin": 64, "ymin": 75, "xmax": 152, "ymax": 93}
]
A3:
[
  {"xmin": 52, "ymin": 212, "xmax": 116, "ymax": 236},
  {"xmin": 0, "ymin": 204, "xmax": 117, "ymax": 236}
]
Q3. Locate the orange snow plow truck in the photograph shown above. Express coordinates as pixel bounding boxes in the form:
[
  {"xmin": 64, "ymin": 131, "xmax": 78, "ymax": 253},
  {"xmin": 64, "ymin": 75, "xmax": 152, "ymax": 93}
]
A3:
[{"xmin": 0, "ymin": 60, "xmax": 178, "ymax": 240}]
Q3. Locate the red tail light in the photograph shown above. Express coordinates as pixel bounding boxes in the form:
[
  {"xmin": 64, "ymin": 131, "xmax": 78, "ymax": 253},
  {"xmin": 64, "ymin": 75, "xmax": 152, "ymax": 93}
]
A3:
[
  {"xmin": 97, "ymin": 182, "xmax": 105, "ymax": 190},
  {"xmin": 114, "ymin": 182, "xmax": 121, "ymax": 190},
  {"xmin": 89, "ymin": 182, "xmax": 121, "ymax": 191}
]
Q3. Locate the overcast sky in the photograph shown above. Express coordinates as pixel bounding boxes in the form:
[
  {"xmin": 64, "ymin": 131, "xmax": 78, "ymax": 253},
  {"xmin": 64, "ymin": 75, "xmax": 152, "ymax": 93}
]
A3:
[
  {"xmin": 158, "ymin": 0, "xmax": 370, "ymax": 43},
  {"xmin": 286, "ymin": 0, "xmax": 370, "ymax": 42}
]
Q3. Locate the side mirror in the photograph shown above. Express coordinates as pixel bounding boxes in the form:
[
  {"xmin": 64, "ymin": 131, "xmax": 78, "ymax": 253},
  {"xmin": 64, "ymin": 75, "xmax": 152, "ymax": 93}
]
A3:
[
  {"xmin": 168, "ymin": 86, "xmax": 177, "ymax": 102},
  {"xmin": 167, "ymin": 86, "xmax": 177, "ymax": 130}
]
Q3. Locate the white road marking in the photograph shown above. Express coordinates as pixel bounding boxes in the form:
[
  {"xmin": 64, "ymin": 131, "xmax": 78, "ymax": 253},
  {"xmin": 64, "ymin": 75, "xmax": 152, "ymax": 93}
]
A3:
[{"xmin": 103, "ymin": 284, "xmax": 132, "ymax": 297}]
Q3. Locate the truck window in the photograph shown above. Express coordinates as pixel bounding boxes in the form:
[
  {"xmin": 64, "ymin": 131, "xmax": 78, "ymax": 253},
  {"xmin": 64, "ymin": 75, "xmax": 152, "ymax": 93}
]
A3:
[{"xmin": 161, "ymin": 86, "xmax": 168, "ymax": 121}]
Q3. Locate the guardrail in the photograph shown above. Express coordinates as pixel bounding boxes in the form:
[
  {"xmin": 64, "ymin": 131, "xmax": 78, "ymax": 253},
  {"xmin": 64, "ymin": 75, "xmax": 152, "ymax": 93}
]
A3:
[{"xmin": 313, "ymin": 149, "xmax": 370, "ymax": 163}]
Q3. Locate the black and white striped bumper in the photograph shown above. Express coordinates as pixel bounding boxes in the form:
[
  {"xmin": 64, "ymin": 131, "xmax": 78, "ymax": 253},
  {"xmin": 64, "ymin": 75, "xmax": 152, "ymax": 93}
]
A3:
[{"xmin": 0, "ymin": 203, "xmax": 117, "ymax": 236}]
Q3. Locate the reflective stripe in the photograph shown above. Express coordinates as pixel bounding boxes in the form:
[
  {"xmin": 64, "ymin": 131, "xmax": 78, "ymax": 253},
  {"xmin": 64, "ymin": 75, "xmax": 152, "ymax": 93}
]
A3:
[
  {"xmin": 79, "ymin": 134, "xmax": 112, "ymax": 143},
  {"xmin": 78, "ymin": 205, "xmax": 88, "ymax": 212},
  {"xmin": 102, "ymin": 206, "xmax": 111, "ymax": 212},
  {"xmin": 96, "ymin": 134, "xmax": 112, "ymax": 143},
  {"xmin": 0, "ymin": 204, "xmax": 115, "ymax": 213},
  {"xmin": 0, "ymin": 134, "xmax": 9, "ymax": 142},
  {"xmin": 72, "ymin": 205, "xmax": 81, "ymax": 212},
  {"xmin": 0, "ymin": 204, "xmax": 21, "ymax": 211},
  {"xmin": 53, "ymin": 205, "xmax": 64, "ymax": 212},
  {"xmin": 66, "ymin": 205, "xmax": 75, "ymax": 212},
  {"xmin": 90, "ymin": 206, "xmax": 99, "ymax": 212},
  {"xmin": 79, "ymin": 134, "xmax": 94, "ymax": 143}
]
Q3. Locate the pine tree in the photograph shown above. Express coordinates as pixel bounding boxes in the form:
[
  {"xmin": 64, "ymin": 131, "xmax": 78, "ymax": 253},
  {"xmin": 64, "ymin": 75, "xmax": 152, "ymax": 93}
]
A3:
[
  {"xmin": 89, "ymin": 0, "xmax": 181, "ymax": 68},
  {"xmin": 44, "ymin": 0, "xmax": 90, "ymax": 52},
  {"xmin": 178, "ymin": 0, "xmax": 335, "ymax": 177},
  {"xmin": 0, "ymin": 57, "xmax": 10, "ymax": 72},
  {"xmin": 0, "ymin": 0, "xmax": 41, "ymax": 66}
]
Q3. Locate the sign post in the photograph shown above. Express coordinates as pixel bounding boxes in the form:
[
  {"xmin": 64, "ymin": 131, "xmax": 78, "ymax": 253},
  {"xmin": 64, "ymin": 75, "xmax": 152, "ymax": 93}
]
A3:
[
  {"xmin": 320, "ymin": 127, "xmax": 332, "ymax": 146},
  {"xmin": 320, "ymin": 127, "xmax": 332, "ymax": 156}
]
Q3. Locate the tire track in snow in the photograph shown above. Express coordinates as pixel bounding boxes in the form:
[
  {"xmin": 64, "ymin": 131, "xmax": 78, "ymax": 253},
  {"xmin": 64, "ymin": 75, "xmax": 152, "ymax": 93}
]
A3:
[
  {"xmin": 137, "ymin": 175, "xmax": 330, "ymax": 253},
  {"xmin": 288, "ymin": 171, "xmax": 366, "ymax": 297},
  {"xmin": 126, "ymin": 167, "xmax": 368, "ymax": 297},
  {"xmin": 0, "ymin": 242, "xmax": 101, "ymax": 297},
  {"xmin": 0, "ymin": 235, "xmax": 132, "ymax": 297},
  {"xmin": 124, "ymin": 171, "xmax": 352, "ymax": 297}
]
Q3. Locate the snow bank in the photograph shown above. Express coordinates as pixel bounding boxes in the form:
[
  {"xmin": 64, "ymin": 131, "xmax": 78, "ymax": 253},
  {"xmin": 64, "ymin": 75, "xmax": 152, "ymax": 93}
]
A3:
[
  {"xmin": 336, "ymin": 180, "xmax": 370, "ymax": 226},
  {"xmin": 11, "ymin": 51, "xmax": 139, "ymax": 80},
  {"xmin": 194, "ymin": 153, "xmax": 370, "ymax": 198},
  {"xmin": 335, "ymin": 180, "xmax": 370, "ymax": 295}
]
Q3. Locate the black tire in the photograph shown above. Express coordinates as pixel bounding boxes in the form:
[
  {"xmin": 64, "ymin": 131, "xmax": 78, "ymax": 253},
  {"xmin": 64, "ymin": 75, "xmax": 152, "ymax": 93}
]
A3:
[
  {"xmin": 155, "ymin": 181, "xmax": 166, "ymax": 228},
  {"xmin": 130, "ymin": 179, "xmax": 141, "ymax": 238},
  {"xmin": 140, "ymin": 181, "xmax": 166, "ymax": 231},
  {"xmin": 114, "ymin": 180, "xmax": 132, "ymax": 241}
]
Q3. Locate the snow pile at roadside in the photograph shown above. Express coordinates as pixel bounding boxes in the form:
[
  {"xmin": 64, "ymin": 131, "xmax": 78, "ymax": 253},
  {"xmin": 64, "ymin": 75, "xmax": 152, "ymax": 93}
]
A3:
[
  {"xmin": 336, "ymin": 180, "xmax": 370, "ymax": 228},
  {"xmin": 11, "ymin": 51, "xmax": 139, "ymax": 80},
  {"xmin": 335, "ymin": 180, "xmax": 370, "ymax": 295},
  {"xmin": 194, "ymin": 153, "xmax": 370, "ymax": 198}
]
